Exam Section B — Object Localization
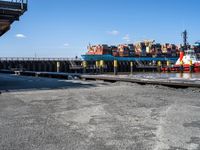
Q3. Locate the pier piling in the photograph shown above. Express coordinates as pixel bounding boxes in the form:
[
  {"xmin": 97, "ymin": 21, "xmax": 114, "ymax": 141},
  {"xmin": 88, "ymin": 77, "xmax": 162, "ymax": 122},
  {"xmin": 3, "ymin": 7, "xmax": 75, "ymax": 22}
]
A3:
[{"xmin": 114, "ymin": 60, "xmax": 118, "ymax": 75}]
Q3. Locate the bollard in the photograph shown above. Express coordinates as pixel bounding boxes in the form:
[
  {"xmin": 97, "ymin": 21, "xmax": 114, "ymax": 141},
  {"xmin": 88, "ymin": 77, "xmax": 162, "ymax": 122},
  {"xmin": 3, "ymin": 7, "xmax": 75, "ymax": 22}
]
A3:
[
  {"xmin": 157, "ymin": 61, "xmax": 162, "ymax": 72},
  {"xmin": 95, "ymin": 61, "xmax": 100, "ymax": 74},
  {"xmin": 83, "ymin": 61, "xmax": 87, "ymax": 73},
  {"xmin": 167, "ymin": 61, "xmax": 171, "ymax": 72},
  {"xmin": 189, "ymin": 60, "xmax": 194, "ymax": 73},
  {"xmin": 57, "ymin": 62, "xmax": 60, "ymax": 72},
  {"xmin": 180, "ymin": 60, "xmax": 184, "ymax": 73},
  {"xmin": 114, "ymin": 60, "xmax": 118, "ymax": 75},
  {"xmin": 100, "ymin": 60, "xmax": 104, "ymax": 74},
  {"xmin": 179, "ymin": 72, "xmax": 183, "ymax": 78},
  {"xmin": 130, "ymin": 61, "xmax": 133, "ymax": 74},
  {"xmin": 189, "ymin": 73, "xmax": 192, "ymax": 79}
]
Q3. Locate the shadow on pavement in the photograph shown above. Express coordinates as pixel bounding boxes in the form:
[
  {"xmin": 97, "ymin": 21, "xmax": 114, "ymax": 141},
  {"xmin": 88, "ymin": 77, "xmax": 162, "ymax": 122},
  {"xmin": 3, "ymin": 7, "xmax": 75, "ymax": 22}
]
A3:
[{"xmin": 0, "ymin": 73, "xmax": 95, "ymax": 92}]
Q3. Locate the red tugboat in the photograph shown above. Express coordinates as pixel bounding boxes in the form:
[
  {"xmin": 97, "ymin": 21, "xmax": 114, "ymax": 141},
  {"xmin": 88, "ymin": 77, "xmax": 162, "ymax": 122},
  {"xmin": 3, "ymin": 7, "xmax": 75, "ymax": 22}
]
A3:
[
  {"xmin": 162, "ymin": 30, "xmax": 200, "ymax": 73},
  {"xmin": 163, "ymin": 49, "xmax": 200, "ymax": 72}
]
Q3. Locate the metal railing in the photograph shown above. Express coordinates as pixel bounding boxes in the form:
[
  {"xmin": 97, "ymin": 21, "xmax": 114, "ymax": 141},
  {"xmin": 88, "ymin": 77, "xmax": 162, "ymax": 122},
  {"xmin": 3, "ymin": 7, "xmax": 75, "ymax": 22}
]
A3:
[
  {"xmin": 0, "ymin": 57, "xmax": 82, "ymax": 61},
  {"xmin": 0, "ymin": 0, "xmax": 28, "ymax": 10},
  {"xmin": 12, "ymin": 0, "xmax": 28, "ymax": 10},
  {"xmin": 3, "ymin": 0, "xmax": 28, "ymax": 4}
]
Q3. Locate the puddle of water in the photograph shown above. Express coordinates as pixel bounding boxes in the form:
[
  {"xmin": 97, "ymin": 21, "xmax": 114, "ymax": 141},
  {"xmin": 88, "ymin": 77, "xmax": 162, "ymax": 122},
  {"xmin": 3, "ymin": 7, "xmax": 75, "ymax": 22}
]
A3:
[{"xmin": 131, "ymin": 73, "xmax": 200, "ymax": 80}]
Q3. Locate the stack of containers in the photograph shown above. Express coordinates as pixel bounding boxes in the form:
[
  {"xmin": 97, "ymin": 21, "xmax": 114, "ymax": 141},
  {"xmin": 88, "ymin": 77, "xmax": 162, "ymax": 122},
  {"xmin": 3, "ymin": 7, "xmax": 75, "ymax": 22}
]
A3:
[
  {"xmin": 170, "ymin": 44, "xmax": 177, "ymax": 57},
  {"xmin": 128, "ymin": 44, "xmax": 135, "ymax": 57},
  {"xmin": 154, "ymin": 43, "xmax": 162, "ymax": 57},
  {"xmin": 161, "ymin": 43, "xmax": 169, "ymax": 57},
  {"xmin": 86, "ymin": 42, "xmax": 184, "ymax": 58},
  {"xmin": 150, "ymin": 44, "xmax": 156, "ymax": 57},
  {"xmin": 95, "ymin": 44, "xmax": 111, "ymax": 55},
  {"xmin": 110, "ymin": 46, "xmax": 119, "ymax": 57},
  {"xmin": 87, "ymin": 45, "xmax": 96, "ymax": 55},
  {"xmin": 193, "ymin": 42, "xmax": 200, "ymax": 58},
  {"xmin": 167, "ymin": 44, "xmax": 172, "ymax": 57},
  {"xmin": 141, "ymin": 42, "xmax": 147, "ymax": 57},
  {"xmin": 134, "ymin": 42, "xmax": 146, "ymax": 57},
  {"xmin": 87, "ymin": 44, "xmax": 112, "ymax": 55},
  {"xmin": 144, "ymin": 40, "xmax": 154, "ymax": 57},
  {"xmin": 118, "ymin": 44, "xmax": 130, "ymax": 57},
  {"xmin": 134, "ymin": 43, "xmax": 141, "ymax": 57}
]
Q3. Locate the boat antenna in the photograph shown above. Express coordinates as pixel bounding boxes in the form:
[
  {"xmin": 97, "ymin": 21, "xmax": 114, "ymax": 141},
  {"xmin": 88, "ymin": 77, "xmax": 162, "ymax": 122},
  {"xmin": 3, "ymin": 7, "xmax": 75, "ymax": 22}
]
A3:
[{"xmin": 182, "ymin": 30, "xmax": 188, "ymax": 51}]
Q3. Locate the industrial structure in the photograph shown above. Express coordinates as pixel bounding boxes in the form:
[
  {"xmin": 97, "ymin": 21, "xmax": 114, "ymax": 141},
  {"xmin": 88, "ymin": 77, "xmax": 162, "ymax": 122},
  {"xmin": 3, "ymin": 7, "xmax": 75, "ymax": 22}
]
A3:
[
  {"xmin": 81, "ymin": 30, "xmax": 200, "ymax": 74},
  {"xmin": 161, "ymin": 31, "xmax": 200, "ymax": 73},
  {"xmin": 0, "ymin": 57, "xmax": 83, "ymax": 73},
  {"xmin": 0, "ymin": 0, "xmax": 27, "ymax": 36}
]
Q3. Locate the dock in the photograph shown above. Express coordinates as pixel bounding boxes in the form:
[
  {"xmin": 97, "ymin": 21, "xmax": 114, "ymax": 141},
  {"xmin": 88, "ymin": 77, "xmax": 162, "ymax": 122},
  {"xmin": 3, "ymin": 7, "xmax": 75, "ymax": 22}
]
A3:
[
  {"xmin": 80, "ymin": 74, "xmax": 200, "ymax": 88},
  {"xmin": 0, "ymin": 57, "xmax": 83, "ymax": 73},
  {"xmin": 1, "ymin": 68, "xmax": 200, "ymax": 88}
]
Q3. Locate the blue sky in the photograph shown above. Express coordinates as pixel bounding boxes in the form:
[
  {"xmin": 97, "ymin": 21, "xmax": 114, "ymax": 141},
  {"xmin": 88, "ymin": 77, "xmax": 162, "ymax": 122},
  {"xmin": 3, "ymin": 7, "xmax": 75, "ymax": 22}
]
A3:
[{"xmin": 0, "ymin": 0, "xmax": 200, "ymax": 57}]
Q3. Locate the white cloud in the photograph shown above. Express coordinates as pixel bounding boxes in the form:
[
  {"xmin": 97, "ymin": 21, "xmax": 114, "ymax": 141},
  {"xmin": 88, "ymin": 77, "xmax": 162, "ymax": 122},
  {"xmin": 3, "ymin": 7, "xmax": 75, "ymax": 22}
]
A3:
[
  {"xmin": 107, "ymin": 30, "xmax": 120, "ymax": 35},
  {"xmin": 122, "ymin": 34, "xmax": 130, "ymax": 42},
  {"xmin": 15, "ymin": 34, "xmax": 26, "ymax": 38},
  {"xmin": 64, "ymin": 43, "xmax": 69, "ymax": 47}
]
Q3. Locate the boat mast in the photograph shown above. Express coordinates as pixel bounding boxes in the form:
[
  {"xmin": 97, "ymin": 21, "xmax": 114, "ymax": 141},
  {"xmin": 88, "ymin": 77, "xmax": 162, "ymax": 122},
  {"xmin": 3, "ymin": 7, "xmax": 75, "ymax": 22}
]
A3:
[{"xmin": 182, "ymin": 30, "xmax": 188, "ymax": 51}]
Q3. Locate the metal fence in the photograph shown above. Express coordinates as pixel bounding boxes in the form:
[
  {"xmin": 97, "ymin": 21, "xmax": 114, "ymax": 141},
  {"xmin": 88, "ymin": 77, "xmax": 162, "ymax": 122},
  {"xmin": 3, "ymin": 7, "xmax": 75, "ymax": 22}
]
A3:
[
  {"xmin": 0, "ymin": 57, "xmax": 82, "ymax": 61},
  {"xmin": 3, "ymin": 0, "xmax": 28, "ymax": 4},
  {"xmin": 0, "ymin": 0, "xmax": 28, "ymax": 10}
]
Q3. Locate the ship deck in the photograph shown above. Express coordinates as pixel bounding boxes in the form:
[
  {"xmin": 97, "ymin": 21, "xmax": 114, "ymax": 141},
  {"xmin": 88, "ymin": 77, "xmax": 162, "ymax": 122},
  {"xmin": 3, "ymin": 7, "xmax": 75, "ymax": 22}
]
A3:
[{"xmin": 82, "ymin": 54, "xmax": 178, "ymax": 62}]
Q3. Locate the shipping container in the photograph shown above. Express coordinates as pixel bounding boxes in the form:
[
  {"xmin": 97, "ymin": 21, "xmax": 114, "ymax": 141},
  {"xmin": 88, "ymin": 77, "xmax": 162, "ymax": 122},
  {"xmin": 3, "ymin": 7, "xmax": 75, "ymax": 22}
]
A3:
[
  {"xmin": 110, "ymin": 46, "xmax": 119, "ymax": 57},
  {"xmin": 118, "ymin": 45, "xmax": 130, "ymax": 57},
  {"xmin": 86, "ymin": 41, "xmax": 188, "ymax": 58},
  {"xmin": 128, "ymin": 44, "xmax": 135, "ymax": 57},
  {"xmin": 193, "ymin": 42, "xmax": 200, "ymax": 58}
]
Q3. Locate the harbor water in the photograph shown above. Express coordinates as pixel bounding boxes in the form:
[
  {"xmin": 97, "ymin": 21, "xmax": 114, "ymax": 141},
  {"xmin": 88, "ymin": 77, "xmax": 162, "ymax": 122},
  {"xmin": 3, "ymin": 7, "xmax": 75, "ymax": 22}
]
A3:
[{"xmin": 131, "ymin": 72, "xmax": 200, "ymax": 80}]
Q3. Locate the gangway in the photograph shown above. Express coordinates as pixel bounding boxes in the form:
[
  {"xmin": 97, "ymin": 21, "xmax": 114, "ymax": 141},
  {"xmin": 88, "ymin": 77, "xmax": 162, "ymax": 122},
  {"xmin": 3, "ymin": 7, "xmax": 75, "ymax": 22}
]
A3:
[
  {"xmin": 69, "ymin": 60, "xmax": 83, "ymax": 70},
  {"xmin": 136, "ymin": 60, "xmax": 145, "ymax": 67}
]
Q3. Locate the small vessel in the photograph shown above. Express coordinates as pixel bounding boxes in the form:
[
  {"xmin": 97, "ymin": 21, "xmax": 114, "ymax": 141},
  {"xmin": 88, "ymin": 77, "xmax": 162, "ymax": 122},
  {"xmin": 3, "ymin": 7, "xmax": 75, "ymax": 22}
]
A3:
[
  {"xmin": 162, "ymin": 30, "xmax": 200, "ymax": 73},
  {"xmin": 162, "ymin": 49, "xmax": 200, "ymax": 72},
  {"xmin": 176, "ymin": 49, "xmax": 200, "ymax": 65}
]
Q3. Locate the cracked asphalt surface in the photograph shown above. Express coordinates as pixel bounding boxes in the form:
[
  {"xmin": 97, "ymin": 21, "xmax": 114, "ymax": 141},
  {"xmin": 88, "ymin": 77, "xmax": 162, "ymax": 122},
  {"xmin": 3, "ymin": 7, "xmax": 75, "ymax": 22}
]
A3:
[{"xmin": 0, "ymin": 73, "xmax": 200, "ymax": 150}]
